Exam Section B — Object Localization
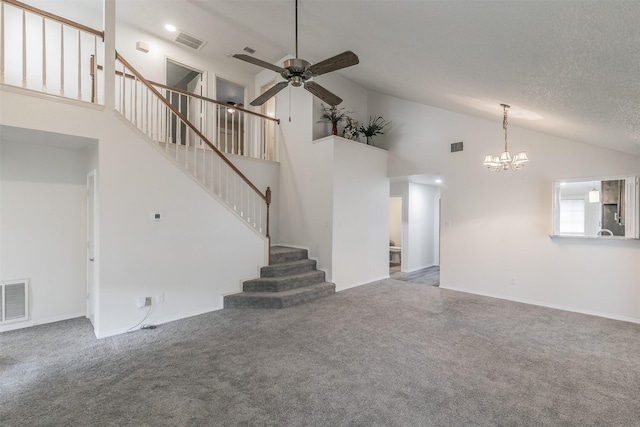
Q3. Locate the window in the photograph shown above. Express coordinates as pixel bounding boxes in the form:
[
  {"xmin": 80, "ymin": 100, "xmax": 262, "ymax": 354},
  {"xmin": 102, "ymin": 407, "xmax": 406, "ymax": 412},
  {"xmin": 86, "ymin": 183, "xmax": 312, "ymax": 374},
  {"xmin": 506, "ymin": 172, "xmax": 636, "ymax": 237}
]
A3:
[{"xmin": 559, "ymin": 198, "xmax": 585, "ymax": 234}]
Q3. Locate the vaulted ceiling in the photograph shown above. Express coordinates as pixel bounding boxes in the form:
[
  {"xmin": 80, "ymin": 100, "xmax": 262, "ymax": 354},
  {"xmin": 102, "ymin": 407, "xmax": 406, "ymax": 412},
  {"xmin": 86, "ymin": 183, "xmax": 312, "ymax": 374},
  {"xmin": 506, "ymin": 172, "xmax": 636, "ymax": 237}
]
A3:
[{"xmin": 29, "ymin": 0, "xmax": 640, "ymax": 156}]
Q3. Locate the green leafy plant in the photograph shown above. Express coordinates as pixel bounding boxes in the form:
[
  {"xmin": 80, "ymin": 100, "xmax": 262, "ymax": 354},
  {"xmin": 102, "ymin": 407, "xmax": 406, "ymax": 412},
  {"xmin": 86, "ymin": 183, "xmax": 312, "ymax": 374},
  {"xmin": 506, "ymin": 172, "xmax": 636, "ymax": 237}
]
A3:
[
  {"xmin": 318, "ymin": 104, "xmax": 352, "ymax": 135},
  {"xmin": 359, "ymin": 116, "xmax": 390, "ymax": 137}
]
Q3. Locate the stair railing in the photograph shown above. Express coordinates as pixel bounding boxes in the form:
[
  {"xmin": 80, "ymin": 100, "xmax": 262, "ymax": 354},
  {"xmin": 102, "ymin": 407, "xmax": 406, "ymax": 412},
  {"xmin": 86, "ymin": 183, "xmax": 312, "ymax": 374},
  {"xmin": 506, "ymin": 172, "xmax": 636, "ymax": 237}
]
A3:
[
  {"xmin": 115, "ymin": 52, "xmax": 271, "ymax": 239},
  {"xmin": 0, "ymin": 0, "xmax": 104, "ymax": 103}
]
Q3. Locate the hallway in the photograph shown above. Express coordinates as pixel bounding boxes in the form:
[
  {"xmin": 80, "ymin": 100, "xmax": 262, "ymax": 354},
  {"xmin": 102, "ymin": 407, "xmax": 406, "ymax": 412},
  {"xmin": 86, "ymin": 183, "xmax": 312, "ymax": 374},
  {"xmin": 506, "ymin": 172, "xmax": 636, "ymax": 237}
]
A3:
[{"xmin": 390, "ymin": 265, "xmax": 440, "ymax": 287}]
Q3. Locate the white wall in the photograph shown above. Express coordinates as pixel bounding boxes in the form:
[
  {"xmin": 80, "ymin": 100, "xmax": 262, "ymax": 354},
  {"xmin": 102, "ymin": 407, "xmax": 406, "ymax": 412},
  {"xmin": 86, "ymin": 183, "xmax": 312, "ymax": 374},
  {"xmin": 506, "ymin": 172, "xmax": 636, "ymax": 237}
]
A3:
[
  {"xmin": 0, "ymin": 133, "xmax": 95, "ymax": 331},
  {"xmin": 331, "ymin": 137, "xmax": 389, "ymax": 290},
  {"xmin": 371, "ymin": 91, "xmax": 640, "ymax": 322},
  {"xmin": 407, "ymin": 183, "xmax": 440, "ymax": 271},
  {"xmin": 312, "ymin": 73, "xmax": 369, "ymax": 141},
  {"xmin": 389, "ymin": 197, "xmax": 402, "ymax": 247},
  {"xmin": 0, "ymin": 88, "xmax": 268, "ymax": 337}
]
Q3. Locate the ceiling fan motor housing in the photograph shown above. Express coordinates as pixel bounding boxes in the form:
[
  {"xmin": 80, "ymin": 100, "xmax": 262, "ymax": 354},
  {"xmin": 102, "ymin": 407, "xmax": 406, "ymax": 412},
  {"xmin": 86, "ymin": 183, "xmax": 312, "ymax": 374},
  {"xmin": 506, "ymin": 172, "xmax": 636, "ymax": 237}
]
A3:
[{"xmin": 282, "ymin": 58, "xmax": 312, "ymax": 86}]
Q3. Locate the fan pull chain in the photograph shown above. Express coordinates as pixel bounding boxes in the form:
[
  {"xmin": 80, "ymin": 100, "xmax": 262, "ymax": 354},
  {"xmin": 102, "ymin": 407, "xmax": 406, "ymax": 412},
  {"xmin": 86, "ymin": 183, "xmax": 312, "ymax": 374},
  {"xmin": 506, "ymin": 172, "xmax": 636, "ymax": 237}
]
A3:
[{"xmin": 289, "ymin": 84, "xmax": 292, "ymax": 122}]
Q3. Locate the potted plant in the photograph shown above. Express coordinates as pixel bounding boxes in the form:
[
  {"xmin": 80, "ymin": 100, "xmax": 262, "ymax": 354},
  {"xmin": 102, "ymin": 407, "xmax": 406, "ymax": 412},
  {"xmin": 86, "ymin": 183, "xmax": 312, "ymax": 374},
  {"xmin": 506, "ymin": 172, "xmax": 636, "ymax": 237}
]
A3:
[
  {"xmin": 359, "ymin": 116, "xmax": 390, "ymax": 146},
  {"xmin": 318, "ymin": 104, "xmax": 351, "ymax": 136},
  {"xmin": 342, "ymin": 118, "xmax": 360, "ymax": 141}
]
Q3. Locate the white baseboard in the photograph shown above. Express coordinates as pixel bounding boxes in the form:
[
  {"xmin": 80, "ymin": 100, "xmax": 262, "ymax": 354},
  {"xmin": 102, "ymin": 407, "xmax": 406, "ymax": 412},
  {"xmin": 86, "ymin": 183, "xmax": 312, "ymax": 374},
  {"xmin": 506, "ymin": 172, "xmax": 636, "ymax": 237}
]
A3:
[
  {"xmin": 96, "ymin": 305, "xmax": 223, "ymax": 339},
  {"xmin": 401, "ymin": 264, "xmax": 438, "ymax": 273},
  {"xmin": 441, "ymin": 285, "xmax": 640, "ymax": 325},
  {"xmin": 336, "ymin": 275, "xmax": 390, "ymax": 292},
  {"xmin": 0, "ymin": 312, "xmax": 86, "ymax": 334}
]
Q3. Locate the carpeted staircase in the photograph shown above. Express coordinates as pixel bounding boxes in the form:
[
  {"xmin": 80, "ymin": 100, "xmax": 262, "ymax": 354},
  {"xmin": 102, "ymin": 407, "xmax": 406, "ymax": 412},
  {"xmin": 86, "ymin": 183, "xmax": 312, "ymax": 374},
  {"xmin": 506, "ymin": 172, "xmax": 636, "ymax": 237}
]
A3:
[{"xmin": 223, "ymin": 246, "xmax": 335, "ymax": 309}]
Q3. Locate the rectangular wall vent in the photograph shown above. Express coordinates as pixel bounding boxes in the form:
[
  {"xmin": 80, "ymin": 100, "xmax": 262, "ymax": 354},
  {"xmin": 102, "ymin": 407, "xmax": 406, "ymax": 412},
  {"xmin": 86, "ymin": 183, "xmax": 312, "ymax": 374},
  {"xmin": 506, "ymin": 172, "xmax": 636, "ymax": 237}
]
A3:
[
  {"xmin": 451, "ymin": 141, "xmax": 464, "ymax": 153},
  {"xmin": 1, "ymin": 279, "xmax": 29, "ymax": 325},
  {"xmin": 174, "ymin": 31, "xmax": 206, "ymax": 50}
]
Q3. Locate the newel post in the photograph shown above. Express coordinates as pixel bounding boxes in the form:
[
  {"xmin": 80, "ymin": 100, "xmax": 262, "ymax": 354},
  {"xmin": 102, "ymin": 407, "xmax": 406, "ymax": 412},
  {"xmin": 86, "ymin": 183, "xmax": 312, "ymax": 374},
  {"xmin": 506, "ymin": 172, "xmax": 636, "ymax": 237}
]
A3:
[{"xmin": 266, "ymin": 187, "xmax": 272, "ymax": 264}]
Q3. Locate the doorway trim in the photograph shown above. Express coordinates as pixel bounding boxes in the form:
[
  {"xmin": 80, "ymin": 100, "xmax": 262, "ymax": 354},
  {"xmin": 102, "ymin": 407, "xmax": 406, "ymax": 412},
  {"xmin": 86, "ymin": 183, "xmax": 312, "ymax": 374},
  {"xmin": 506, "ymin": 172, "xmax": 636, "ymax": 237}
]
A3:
[{"xmin": 86, "ymin": 169, "xmax": 98, "ymax": 329}]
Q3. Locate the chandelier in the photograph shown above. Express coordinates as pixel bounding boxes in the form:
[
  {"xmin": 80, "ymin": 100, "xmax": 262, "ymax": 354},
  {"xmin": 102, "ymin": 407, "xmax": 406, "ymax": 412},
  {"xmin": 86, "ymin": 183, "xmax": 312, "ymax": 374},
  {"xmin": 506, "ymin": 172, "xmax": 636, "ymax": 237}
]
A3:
[{"xmin": 483, "ymin": 104, "xmax": 529, "ymax": 171}]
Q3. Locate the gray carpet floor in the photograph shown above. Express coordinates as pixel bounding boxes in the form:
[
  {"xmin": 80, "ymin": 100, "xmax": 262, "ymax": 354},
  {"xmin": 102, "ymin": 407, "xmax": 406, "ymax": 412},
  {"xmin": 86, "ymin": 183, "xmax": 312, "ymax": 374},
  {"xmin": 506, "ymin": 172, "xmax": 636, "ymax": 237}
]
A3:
[
  {"xmin": 2, "ymin": 279, "xmax": 640, "ymax": 426},
  {"xmin": 390, "ymin": 266, "xmax": 440, "ymax": 287}
]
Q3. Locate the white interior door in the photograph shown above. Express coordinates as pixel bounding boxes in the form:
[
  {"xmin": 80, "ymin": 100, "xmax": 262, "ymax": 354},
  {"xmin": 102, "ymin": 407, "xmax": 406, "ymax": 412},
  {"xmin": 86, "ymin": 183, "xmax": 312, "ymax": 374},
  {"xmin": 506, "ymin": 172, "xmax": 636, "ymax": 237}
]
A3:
[{"xmin": 86, "ymin": 170, "xmax": 96, "ymax": 326}]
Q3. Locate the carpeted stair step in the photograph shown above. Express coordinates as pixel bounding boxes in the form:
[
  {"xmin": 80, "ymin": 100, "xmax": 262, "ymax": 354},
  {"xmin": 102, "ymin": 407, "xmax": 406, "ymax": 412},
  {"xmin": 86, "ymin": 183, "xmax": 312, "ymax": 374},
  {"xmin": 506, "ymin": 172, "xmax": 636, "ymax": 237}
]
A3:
[
  {"xmin": 224, "ymin": 282, "xmax": 335, "ymax": 309},
  {"xmin": 270, "ymin": 246, "xmax": 309, "ymax": 265},
  {"xmin": 260, "ymin": 259, "xmax": 316, "ymax": 278},
  {"xmin": 243, "ymin": 270, "xmax": 326, "ymax": 293}
]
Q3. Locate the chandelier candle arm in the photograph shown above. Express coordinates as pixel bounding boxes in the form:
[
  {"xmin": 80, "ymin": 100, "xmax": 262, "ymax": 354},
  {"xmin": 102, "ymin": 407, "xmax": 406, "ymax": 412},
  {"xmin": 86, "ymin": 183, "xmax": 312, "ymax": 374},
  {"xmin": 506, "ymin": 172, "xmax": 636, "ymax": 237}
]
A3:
[{"xmin": 483, "ymin": 104, "xmax": 529, "ymax": 172}]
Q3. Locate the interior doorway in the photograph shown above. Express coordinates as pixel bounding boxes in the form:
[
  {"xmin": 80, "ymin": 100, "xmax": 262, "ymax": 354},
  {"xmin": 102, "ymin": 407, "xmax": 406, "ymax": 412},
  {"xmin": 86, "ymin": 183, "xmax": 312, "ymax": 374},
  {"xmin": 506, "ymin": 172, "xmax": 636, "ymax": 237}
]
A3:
[
  {"xmin": 389, "ymin": 196, "xmax": 403, "ymax": 272},
  {"xmin": 215, "ymin": 77, "xmax": 245, "ymax": 155},
  {"xmin": 86, "ymin": 170, "xmax": 97, "ymax": 326},
  {"xmin": 165, "ymin": 59, "xmax": 205, "ymax": 147},
  {"xmin": 260, "ymin": 80, "xmax": 277, "ymax": 160}
]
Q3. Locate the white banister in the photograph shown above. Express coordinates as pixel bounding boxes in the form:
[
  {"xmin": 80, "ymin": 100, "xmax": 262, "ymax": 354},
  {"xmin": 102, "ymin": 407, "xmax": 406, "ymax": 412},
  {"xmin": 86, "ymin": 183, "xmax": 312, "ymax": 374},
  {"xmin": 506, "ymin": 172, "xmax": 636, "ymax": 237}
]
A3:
[{"xmin": 1, "ymin": 0, "xmax": 104, "ymax": 103}]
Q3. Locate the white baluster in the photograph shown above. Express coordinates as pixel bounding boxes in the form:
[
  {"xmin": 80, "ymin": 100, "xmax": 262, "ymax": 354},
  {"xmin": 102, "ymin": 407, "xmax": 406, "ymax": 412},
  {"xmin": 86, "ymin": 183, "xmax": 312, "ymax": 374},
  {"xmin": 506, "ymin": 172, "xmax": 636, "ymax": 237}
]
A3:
[
  {"xmin": 218, "ymin": 156, "xmax": 222, "ymax": 197},
  {"xmin": 0, "ymin": 2, "xmax": 5, "ymax": 84},
  {"xmin": 193, "ymin": 124, "xmax": 197, "ymax": 177},
  {"xmin": 41, "ymin": 17, "xmax": 46, "ymax": 91},
  {"xmin": 60, "ymin": 24, "xmax": 64, "ymax": 96},
  {"xmin": 202, "ymin": 136, "xmax": 206, "ymax": 184},
  {"xmin": 133, "ymin": 77, "xmax": 137, "ymax": 126},
  {"xmin": 210, "ymin": 150, "xmax": 214, "ymax": 191},
  {"xmin": 120, "ymin": 64, "xmax": 125, "ymax": 116},
  {"xmin": 21, "ymin": 9, "xmax": 26, "ymax": 87},
  {"xmin": 77, "ymin": 31, "xmax": 81, "ymax": 100},
  {"xmin": 93, "ymin": 36, "xmax": 97, "ymax": 103}
]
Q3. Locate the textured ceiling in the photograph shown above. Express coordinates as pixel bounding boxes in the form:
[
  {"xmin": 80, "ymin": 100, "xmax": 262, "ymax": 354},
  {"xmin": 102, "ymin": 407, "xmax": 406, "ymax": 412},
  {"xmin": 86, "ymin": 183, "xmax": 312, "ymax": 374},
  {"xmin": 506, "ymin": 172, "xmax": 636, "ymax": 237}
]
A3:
[{"xmin": 24, "ymin": 0, "xmax": 640, "ymax": 156}]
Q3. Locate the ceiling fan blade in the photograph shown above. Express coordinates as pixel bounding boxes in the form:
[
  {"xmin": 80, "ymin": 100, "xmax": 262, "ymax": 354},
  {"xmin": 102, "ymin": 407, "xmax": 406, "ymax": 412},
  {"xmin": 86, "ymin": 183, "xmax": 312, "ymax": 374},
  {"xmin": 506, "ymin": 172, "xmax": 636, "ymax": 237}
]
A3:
[
  {"xmin": 307, "ymin": 51, "xmax": 359, "ymax": 76},
  {"xmin": 250, "ymin": 81, "xmax": 289, "ymax": 106},
  {"xmin": 233, "ymin": 54, "xmax": 286, "ymax": 73},
  {"xmin": 304, "ymin": 81, "xmax": 343, "ymax": 106}
]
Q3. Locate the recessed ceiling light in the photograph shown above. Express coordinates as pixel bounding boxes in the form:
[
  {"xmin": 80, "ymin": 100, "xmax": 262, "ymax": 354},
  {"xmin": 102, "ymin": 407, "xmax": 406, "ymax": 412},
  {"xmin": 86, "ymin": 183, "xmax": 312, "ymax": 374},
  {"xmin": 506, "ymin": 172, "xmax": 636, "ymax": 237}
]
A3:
[
  {"xmin": 165, "ymin": 24, "xmax": 177, "ymax": 32},
  {"xmin": 435, "ymin": 179, "xmax": 442, "ymax": 184}
]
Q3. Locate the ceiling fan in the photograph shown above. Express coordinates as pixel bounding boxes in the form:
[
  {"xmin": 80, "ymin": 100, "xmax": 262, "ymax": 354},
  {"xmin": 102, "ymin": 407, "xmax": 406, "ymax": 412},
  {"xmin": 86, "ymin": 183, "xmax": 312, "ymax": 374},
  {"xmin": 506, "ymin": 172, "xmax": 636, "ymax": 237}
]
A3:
[{"xmin": 233, "ymin": 0, "xmax": 359, "ymax": 107}]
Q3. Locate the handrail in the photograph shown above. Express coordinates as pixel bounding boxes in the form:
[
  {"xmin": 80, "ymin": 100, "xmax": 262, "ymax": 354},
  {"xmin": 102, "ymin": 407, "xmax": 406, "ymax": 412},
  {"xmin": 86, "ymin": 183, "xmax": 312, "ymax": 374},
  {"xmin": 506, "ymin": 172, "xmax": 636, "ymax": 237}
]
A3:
[
  {"xmin": 151, "ymin": 81, "xmax": 280, "ymax": 124},
  {"xmin": 116, "ymin": 52, "xmax": 268, "ymax": 204},
  {"xmin": 3, "ymin": 0, "xmax": 104, "ymax": 39},
  {"xmin": 116, "ymin": 52, "xmax": 271, "ymax": 240},
  {"xmin": 97, "ymin": 63, "xmax": 280, "ymax": 124}
]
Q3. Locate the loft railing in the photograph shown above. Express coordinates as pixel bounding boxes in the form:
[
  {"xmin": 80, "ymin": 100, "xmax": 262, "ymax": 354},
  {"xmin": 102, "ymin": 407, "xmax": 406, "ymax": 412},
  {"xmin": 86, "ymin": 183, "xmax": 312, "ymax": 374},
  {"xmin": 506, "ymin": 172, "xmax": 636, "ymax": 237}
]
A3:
[
  {"xmin": 152, "ymin": 82, "xmax": 280, "ymax": 162},
  {"xmin": 98, "ymin": 66, "xmax": 281, "ymax": 162},
  {"xmin": 0, "ymin": 0, "xmax": 104, "ymax": 103},
  {"xmin": 115, "ymin": 53, "xmax": 271, "ymax": 239}
]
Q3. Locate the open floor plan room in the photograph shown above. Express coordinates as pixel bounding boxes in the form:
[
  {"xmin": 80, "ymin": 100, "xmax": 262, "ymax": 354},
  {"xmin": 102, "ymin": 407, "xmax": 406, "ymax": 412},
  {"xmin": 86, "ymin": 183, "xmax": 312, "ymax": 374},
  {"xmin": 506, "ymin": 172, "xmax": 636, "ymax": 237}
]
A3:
[{"xmin": 2, "ymin": 280, "xmax": 639, "ymax": 426}]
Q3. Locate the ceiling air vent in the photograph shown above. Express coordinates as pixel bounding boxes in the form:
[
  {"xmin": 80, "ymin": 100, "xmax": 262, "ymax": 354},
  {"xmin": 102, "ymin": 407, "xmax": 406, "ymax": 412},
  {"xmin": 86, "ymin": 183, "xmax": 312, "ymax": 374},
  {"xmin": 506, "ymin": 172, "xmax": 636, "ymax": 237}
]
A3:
[{"xmin": 174, "ymin": 31, "xmax": 206, "ymax": 50}]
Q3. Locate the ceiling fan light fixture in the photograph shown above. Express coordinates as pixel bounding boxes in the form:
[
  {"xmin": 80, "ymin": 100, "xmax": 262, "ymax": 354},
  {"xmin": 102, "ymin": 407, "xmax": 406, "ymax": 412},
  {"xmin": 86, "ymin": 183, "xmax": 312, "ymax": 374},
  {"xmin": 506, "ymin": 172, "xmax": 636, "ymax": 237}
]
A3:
[{"xmin": 232, "ymin": 0, "xmax": 359, "ymax": 106}]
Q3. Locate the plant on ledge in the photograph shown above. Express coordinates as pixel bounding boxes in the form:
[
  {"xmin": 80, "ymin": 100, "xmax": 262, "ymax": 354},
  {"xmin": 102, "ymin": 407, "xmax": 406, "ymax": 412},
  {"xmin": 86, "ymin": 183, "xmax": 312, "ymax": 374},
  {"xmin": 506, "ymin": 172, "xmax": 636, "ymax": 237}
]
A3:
[
  {"xmin": 318, "ymin": 104, "xmax": 351, "ymax": 136},
  {"xmin": 359, "ymin": 116, "xmax": 390, "ymax": 146},
  {"xmin": 342, "ymin": 118, "xmax": 360, "ymax": 141}
]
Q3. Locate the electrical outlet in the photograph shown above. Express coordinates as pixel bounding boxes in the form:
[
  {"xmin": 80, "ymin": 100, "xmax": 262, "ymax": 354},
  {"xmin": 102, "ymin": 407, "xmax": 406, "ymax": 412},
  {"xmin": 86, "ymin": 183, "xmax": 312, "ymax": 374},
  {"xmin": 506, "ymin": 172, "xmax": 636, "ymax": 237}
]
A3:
[
  {"xmin": 156, "ymin": 293, "xmax": 165, "ymax": 304},
  {"xmin": 136, "ymin": 296, "xmax": 152, "ymax": 308},
  {"xmin": 509, "ymin": 277, "xmax": 516, "ymax": 286}
]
